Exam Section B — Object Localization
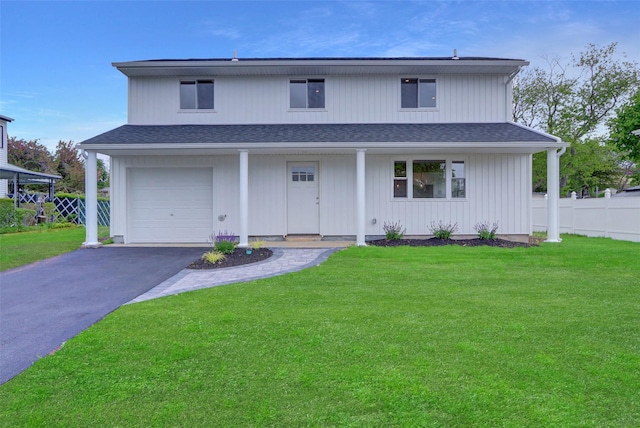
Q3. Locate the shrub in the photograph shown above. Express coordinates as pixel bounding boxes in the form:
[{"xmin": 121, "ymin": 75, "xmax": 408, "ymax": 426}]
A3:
[
  {"xmin": 208, "ymin": 230, "xmax": 237, "ymax": 255},
  {"xmin": 214, "ymin": 240, "xmax": 236, "ymax": 255},
  {"xmin": 383, "ymin": 220, "xmax": 406, "ymax": 241},
  {"xmin": 202, "ymin": 251, "xmax": 226, "ymax": 264},
  {"xmin": 429, "ymin": 221, "xmax": 458, "ymax": 239},
  {"xmin": 250, "ymin": 239, "xmax": 266, "ymax": 249},
  {"xmin": 474, "ymin": 221, "xmax": 499, "ymax": 240},
  {"xmin": 16, "ymin": 208, "xmax": 37, "ymax": 226},
  {"xmin": 0, "ymin": 199, "xmax": 17, "ymax": 227}
]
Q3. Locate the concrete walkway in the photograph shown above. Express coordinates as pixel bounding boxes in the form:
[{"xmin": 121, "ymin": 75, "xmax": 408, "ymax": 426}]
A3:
[{"xmin": 129, "ymin": 247, "xmax": 341, "ymax": 303}]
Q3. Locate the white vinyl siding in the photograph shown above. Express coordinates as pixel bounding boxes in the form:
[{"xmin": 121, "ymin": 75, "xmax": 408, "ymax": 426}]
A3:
[
  {"xmin": 365, "ymin": 154, "xmax": 531, "ymax": 236},
  {"xmin": 109, "ymin": 153, "xmax": 531, "ymax": 243},
  {"xmin": 127, "ymin": 74, "xmax": 510, "ymax": 124}
]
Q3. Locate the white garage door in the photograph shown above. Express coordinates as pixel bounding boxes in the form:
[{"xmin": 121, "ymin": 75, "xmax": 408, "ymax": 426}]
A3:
[{"xmin": 128, "ymin": 167, "xmax": 213, "ymax": 243}]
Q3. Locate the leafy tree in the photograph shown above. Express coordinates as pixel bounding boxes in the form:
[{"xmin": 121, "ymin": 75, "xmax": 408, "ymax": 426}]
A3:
[
  {"xmin": 514, "ymin": 43, "xmax": 639, "ymax": 194},
  {"xmin": 97, "ymin": 158, "xmax": 109, "ymax": 190},
  {"xmin": 608, "ymin": 89, "xmax": 640, "ymax": 185},
  {"xmin": 53, "ymin": 140, "xmax": 85, "ymax": 193},
  {"xmin": 7, "ymin": 137, "xmax": 55, "ymax": 173}
]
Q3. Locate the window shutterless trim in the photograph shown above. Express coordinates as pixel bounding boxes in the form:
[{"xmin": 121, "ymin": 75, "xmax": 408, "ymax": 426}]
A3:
[
  {"xmin": 289, "ymin": 78, "xmax": 325, "ymax": 109},
  {"xmin": 392, "ymin": 157, "xmax": 467, "ymax": 201},
  {"xmin": 179, "ymin": 80, "xmax": 214, "ymax": 110},
  {"xmin": 400, "ymin": 77, "xmax": 437, "ymax": 109}
]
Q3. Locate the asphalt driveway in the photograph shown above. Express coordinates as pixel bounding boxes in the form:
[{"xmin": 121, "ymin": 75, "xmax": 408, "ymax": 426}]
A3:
[{"xmin": 0, "ymin": 246, "xmax": 204, "ymax": 385}]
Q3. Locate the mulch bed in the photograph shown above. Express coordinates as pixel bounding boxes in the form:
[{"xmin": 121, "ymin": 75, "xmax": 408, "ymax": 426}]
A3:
[
  {"xmin": 187, "ymin": 248, "xmax": 273, "ymax": 269},
  {"xmin": 368, "ymin": 237, "xmax": 540, "ymax": 248},
  {"xmin": 187, "ymin": 237, "xmax": 539, "ymax": 269}
]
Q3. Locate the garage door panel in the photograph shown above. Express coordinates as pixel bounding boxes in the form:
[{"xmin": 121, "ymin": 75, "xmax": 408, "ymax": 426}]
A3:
[{"xmin": 128, "ymin": 168, "xmax": 213, "ymax": 243}]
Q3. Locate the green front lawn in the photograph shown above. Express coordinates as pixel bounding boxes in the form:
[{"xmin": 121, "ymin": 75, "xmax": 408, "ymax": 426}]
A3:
[
  {"xmin": 1, "ymin": 236, "xmax": 639, "ymax": 426},
  {"xmin": 0, "ymin": 226, "xmax": 110, "ymax": 271}
]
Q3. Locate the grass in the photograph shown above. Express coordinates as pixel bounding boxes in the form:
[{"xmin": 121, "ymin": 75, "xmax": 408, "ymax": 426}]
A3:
[
  {"xmin": 1, "ymin": 235, "xmax": 639, "ymax": 426},
  {"xmin": 0, "ymin": 225, "xmax": 110, "ymax": 271}
]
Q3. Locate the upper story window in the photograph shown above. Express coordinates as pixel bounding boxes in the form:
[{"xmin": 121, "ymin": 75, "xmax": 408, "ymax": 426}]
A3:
[
  {"xmin": 290, "ymin": 79, "xmax": 325, "ymax": 109},
  {"xmin": 401, "ymin": 78, "xmax": 436, "ymax": 108},
  {"xmin": 180, "ymin": 80, "xmax": 214, "ymax": 110}
]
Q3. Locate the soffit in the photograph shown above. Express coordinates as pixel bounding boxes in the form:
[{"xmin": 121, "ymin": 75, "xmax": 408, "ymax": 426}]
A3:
[{"xmin": 114, "ymin": 58, "xmax": 528, "ymax": 78}]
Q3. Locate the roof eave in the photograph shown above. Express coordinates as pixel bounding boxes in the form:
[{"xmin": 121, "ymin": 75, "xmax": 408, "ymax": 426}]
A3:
[
  {"xmin": 79, "ymin": 140, "xmax": 566, "ymax": 156},
  {"xmin": 113, "ymin": 58, "xmax": 530, "ymax": 78}
]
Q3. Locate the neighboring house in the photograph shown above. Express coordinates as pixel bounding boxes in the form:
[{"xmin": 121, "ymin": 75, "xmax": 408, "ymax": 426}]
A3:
[
  {"xmin": 614, "ymin": 185, "xmax": 640, "ymax": 197},
  {"xmin": 0, "ymin": 115, "xmax": 60, "ymax": 200},
  {"xmin": 78, "ymin": 56, "xmax": 567, "ymax": 246}
]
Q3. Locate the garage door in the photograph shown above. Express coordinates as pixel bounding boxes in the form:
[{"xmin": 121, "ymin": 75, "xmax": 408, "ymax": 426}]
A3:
[{"xmin": 128, "ymin": 167, "xmax": 213, "ymax": 243}]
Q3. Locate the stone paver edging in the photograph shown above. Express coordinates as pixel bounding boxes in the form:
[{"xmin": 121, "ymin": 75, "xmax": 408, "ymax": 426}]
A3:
[{"xmin": 129, "ymin": 248, "xmax": 340, "ymax": 303}]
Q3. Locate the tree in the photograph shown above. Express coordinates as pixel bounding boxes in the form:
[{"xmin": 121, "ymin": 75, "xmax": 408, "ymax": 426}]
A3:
[
  {"xmin": 514, "ymin": 43, "xmax": 639, "ymax": 193},
  {"xmin": 608, "ymin": 89, "xmax": 640, "ymax": 185},
  {"xmin": 7, "ymin": 137, "xmax": 55, "ymax": 173},
  {"xmin": 53, "ymin": 140, "xmax": 85, "ymax": 193}
]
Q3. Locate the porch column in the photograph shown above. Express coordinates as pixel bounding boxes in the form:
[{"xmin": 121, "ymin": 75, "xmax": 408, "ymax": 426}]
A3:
[
  {"xmin": 83, "ymin": 150, "xmax": 101, "ymax": 248},
  {"xmin": 545, "ymin": 147, "xmax": 565, "ymax": 243},
  {"xmin": 238, "ymin": 149, "xmax": 249, "ymax": 248},
  {"xmin": 356, "ymin": 149, "xmax": 366, "ymax": 246}
]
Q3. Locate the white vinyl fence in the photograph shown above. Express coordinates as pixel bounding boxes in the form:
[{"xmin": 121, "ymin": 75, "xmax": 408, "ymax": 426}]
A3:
[{"xmin": 532, "ymin": 192, "xmax": 640, "ymax": 243}]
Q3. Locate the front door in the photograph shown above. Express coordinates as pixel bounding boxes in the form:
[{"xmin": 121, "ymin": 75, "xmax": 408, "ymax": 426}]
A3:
[{"xmin": 287, "ymin": 162, "xmax": 319, "ymax": 234}]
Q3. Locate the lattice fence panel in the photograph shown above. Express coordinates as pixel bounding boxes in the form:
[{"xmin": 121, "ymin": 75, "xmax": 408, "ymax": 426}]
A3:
[
  {"xmin": 54, "ymin": 196, "xmax": 79, "ymax": 221},
  {"xmin": 77, "ymin": 199, "xmax": 110, "ymax": 226},
  {"xmin": 17, "ymin": 194, "xmax": 110, "ymax": 226}
]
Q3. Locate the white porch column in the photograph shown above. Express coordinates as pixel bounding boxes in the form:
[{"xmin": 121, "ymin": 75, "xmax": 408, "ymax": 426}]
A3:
[
  {"xmin": 238, "ymin": 149, "xmax": 249, "ymax": 248},
  {"xmin": 83, "ymin": 150, "xmax": 101, "ymax": 247},
  {"xmin": 356, "ymin": 149, "xmax": 367, "ymax": 246},
  {"xmin": 545, "ymin": 147, "xmax": 565, "ymax": 243}
]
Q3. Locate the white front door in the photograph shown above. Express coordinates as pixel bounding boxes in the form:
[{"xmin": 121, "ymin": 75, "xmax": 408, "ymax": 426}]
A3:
[{"xmin": 287, "ymin": 162, "xmax": 319, "ymax": 234}]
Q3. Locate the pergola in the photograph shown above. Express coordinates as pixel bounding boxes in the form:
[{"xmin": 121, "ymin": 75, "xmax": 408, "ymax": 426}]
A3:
[{"xmin": 0, "ymin": 163, "xmax": 61, "ymax": 206}]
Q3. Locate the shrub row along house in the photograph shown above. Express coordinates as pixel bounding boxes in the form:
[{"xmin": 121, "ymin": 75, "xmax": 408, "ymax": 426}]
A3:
[{"xmin": 78, "ymin": 55, "xmax": 567, "ymax": 246}]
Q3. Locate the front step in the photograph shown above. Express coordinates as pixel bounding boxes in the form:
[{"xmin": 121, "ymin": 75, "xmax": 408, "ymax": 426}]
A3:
[{"xmin": 285, "ymin": 234, "xmax": 322, "ymax": 242}]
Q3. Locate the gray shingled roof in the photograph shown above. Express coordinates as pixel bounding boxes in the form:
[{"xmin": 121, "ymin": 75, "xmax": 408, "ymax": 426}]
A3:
[{"xmin": 80, "ymin": 123, "xmax": 556, "ymax": 145}]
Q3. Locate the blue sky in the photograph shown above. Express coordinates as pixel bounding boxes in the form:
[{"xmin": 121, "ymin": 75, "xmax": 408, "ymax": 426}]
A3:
[{"xmin": 1, "ymin": 0, "xmax": 639, "ymax": 151}]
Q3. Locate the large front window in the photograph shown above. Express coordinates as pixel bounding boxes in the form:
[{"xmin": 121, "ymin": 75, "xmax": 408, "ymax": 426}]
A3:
[
  {"xmin": 413, "ymin": 160, "xmax": 446, "ymax": 198},
  {"xmin": 392, "ymin": 159, "xmax": 466, "ymax": 199},
  {"xmin": 180, "ymin": 80, "xmax": 214, "ymax": 109},
  {"xmin": 290, "ymin": 79, "xmax": 325, "ymax": 108},
  {"xmin": 401, "ymin": 78, "xmax": 436, "ymax": 108}
]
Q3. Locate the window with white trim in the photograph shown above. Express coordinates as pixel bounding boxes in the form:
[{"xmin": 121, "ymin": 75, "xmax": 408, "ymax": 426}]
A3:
[
  {"xmin": 180, "ymin": 80, "xmax": 214, "ymax": 109},
  {"xmin": 401, "ymin": 78, "xmax": 436, "ymax": 108},
  {"xmin": 451, "ymin": 161, "xmax": 466, "ymax": 198},
  {"xmin": 290, "ymin": 79, "xmax": 325, "ymax": 108},
  {"xmin": 394, "ymin": 161, "xmax": 408, "ymax": 198},
  {"xmin": 392, "ymin": 159, "xmax": 466, "ymax": 199}
]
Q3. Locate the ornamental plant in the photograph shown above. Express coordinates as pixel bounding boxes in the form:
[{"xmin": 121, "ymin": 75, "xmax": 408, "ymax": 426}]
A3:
[
  {"xmin": 383, "ymin": 220, "xmax": 406, "ymax": 241},
  {"xmin": 474, "ymin": 221, "xmax": 499, "ymax": 240},
  {"xmin": 209, "ymin": 230, "xmax": 237, "ymax": 255},
  {"xmin": 429, "ymin": 220, "xmax": 458, "ymax": 240},
  {"xmin": 201, "ymin": 251, "xmax": 226, "ymax": 264}
]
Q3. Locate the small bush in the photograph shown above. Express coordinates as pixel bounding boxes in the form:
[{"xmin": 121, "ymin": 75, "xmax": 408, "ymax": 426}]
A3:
[
  {"xmin": 474, "ymin": 221, "xmax": 499, "ymax": 240},
  {"xmin": 214, "ymin": 240, "xmax": 236, "ymax": 255},
  {"xmin": 429, "ymin": 221, "xmax": 458, "ymax": 239},
  {"xmin": 250, "ymin": 239, "xmax": 266, "ymax": 249},
  {"xmin": 202, "ymin": 251, "xmax": 226, "ymax": 264},
  {"xmin": 0, "ymin": 199, "xmax": 17, "ymax": 227},
  {"xmin": 209, "ymin": 230, "xmax": 237, "ymax": 254},
  {"xmin": 16, "ymin": 208, "xmax": 37, "ymax": 226},
  {"xmin": 383, "ymin": 220, "xmax": 406, "ymax": 241}
]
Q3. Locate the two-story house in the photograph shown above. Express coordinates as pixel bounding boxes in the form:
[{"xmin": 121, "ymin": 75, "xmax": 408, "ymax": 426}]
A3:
[{"xmin": 78, "ymin": 56, "xmax": 566, "ymax": 246}]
